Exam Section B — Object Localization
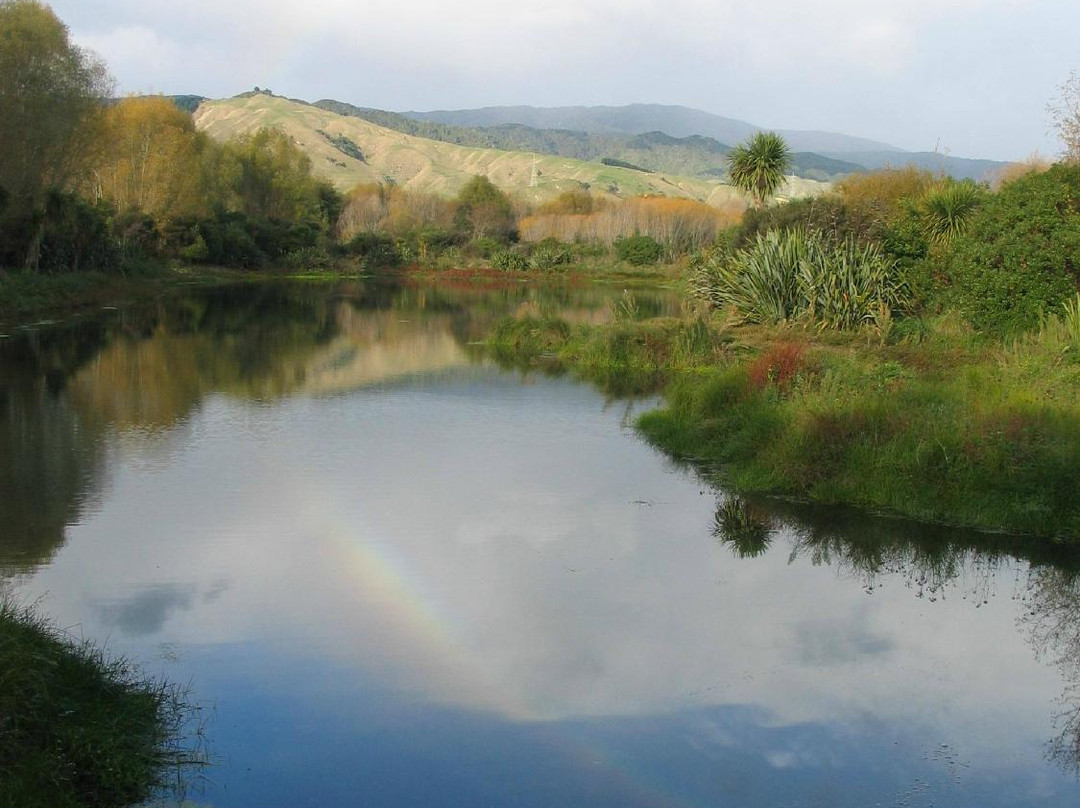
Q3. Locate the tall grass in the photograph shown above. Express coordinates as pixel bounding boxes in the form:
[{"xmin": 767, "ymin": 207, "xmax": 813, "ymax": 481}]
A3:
[{"xmin": 0, "ymin": 596, "xmax": 205, "ymax": 808}]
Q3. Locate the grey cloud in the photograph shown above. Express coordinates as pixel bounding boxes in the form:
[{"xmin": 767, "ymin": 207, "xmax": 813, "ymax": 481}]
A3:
[{"xmin": 95, "ymin": 584, "xmax": 196, "ymax": 636}]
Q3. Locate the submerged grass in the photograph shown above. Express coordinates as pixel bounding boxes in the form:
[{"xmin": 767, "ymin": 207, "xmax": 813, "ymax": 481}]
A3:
[
  {"xmin": 0, "ymin": 597, "xmax": 204, "ymax": 808},
  {"xmin": 487, "ymin": 308, "xmax": 1080, "ymax": 539}
]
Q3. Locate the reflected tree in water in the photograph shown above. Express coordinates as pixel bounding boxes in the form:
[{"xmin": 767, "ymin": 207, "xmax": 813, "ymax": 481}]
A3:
[
  {"xmin": 703, "ymin": 490, "xmax": 1080, "ymax": 775},
  {"xmin": 1021, "ymin": 567, "xmax": 1080, "ymax": 774},
  {"xmin": 0, "ymin": 327, "xmax": 110, "ymax": 572},
  {"xmin": 712, "ymin": 497, "xmax": 773, "ymax": 558}
]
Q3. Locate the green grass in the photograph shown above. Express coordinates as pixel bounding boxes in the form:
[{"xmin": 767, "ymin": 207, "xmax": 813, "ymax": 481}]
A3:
[
  {"xmin": 486, "ymin": 307, "xmax": 729, "ymax": 397},
  {"xmin": 0, "ymin": 597, "xmax": 203, "ymax": 808}
]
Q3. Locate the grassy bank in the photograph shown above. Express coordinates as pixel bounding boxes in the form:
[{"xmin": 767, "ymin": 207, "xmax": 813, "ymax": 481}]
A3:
[
  {"xmin": 486, "ymin": 310, "xmax": 1080, "ymax": 539},
  {"xmin": 0, "ymin": 598, "xmax": 201, "ymax": 808}
]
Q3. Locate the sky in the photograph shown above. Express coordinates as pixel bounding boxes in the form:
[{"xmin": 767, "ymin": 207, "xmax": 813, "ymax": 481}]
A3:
[{"xmin": 50, "ymin": 0, "xmax": 1079, "ymax": 161}]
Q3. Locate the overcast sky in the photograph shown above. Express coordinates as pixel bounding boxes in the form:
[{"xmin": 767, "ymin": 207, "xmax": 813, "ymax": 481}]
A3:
[{"xmin": 51, "ymin": 0, "xmax": 1078, "ymax": 161}]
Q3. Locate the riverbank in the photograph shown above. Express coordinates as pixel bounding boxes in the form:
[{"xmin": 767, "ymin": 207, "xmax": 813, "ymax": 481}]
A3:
[
  {"xmin": 0, "ymin": 597, "xmax": 200, "ymax": 808},
  {"xmin": 486, "ymin": 310, "xmax": 1080, "ymax": 540}
]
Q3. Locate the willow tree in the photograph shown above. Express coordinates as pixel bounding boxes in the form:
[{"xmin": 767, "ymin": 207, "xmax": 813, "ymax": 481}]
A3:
[
  {"xmin": 0, "ymin": 0, "xmax": 112, "ymax": 267},
  {"xmin": 728, "ymin": 132, "xmax": 791, "ymax": 208},
  {"xmin": 93, "ymin": 96, "xmax": 210, "ymax": 223}
]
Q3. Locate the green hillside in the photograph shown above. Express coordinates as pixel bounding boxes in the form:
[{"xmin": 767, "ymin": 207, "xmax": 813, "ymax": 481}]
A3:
[{"xmin": 193, "ymin": 94, "xmax": 829, "ymax": 205}]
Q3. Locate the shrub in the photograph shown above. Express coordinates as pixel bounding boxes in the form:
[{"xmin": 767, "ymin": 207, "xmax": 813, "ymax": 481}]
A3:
[
  {"xmin": 529, "ymin": 239, "xmax": 573, "ymax": 270},
  {"xmin": 283, "ymin": 245, "xmax": 334, "ymax": 270},
  {"xmin": 346, "ymin": 232, "xmax": 400, "ymax": 267},
  {"xmin": 943, "ymin": 164, "xmax": 1080, "ymax": 334},
  {"xmin": 614, "ymin": 234, "xmax": 663, "ymax": 265},
  {"xmin": 491, "ymin": 249, "xmax": 528, "ymax": 271},
  {"xmin": 691, "ymin": 228, "xmax": 909, "ymax": 330},
  {"xmin": 916, "ymin": 179, "xmax": 985, "ymax": 246}
]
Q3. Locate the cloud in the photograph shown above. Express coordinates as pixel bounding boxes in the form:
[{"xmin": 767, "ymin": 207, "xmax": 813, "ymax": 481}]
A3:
[{"xmin": 51, "ymin": 0, "xmax": 1071, "ymax": 159}]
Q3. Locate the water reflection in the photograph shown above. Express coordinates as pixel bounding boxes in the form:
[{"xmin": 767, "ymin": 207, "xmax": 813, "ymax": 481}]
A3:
[
  {"xmin": 1022, "ymin": 567, "xmax": 1080, "ymax": 773},
  {"xmin": 712, "ymin": 497, "xmax": 773, "ymax": 558},
  {"xmin": 2, "ymin": 280, "xmax": 1080, "ymax": 805},
  {"xmin": 0, "ymin": 324, "xmax": 110, "ymax": 571},
  {"xmin": 708, "ymin": 494, "xmax": 1080, "ymax": 775},
  {"xmin": 0, "ymin": 280, "xmax": 669, "ymax": 574}
]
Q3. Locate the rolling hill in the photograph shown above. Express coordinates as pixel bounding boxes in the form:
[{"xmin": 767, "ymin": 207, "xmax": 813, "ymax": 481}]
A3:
[
  {"xmin": 312, "ymin": 100, "xmax": 864, "ymax": 182},
  {"xmin": 192, "ymin": 94, "xmax": 828, "ymax": 205},
  {"xmin": 404, "ymin": 103, "xmax": 1010, "ymax": 181},
  {"xmin": 404, "ymin": 103, "xmax": 901, "ymax": 155}
]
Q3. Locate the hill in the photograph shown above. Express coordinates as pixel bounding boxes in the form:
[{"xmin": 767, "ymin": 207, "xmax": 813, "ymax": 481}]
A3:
[
  {"xmin": 404, "ymin": 103, "xmax": 901, "ymax": 155},
  {"xmin": 817, "ymin": 150, "xmax": 1007, "ymax": 182},
  {"xmin": 314, "ymin": 100, "xmax": 864, "ymax": 182},
  {"xmin": 192, "ymin": 94, "xmax": 828, "ymax": 205},
  {"xmin": 405, "ymin": 103, "xmax": 1010, "ymax": 181}
]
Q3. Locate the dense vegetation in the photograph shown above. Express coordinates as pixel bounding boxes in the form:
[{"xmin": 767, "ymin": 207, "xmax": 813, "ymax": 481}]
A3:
[{"xmin": 0, "ymin": 2, "xmax": 342, "ymax": 277}]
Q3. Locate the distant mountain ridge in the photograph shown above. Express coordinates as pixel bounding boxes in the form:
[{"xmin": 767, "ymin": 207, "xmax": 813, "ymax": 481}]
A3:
[
  {"xmin": 404, "ymin": 103, "xmax": 902, "ymax": 155},
  {"xmin": 403, "ymin": 103, "xmax": 1009, "ymax": 181}
]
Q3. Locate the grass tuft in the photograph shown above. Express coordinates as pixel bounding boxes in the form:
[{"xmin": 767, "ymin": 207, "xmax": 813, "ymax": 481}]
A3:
[{"xmin": 0, "ymin": 596, "xmax": 205, "ymax": 808}]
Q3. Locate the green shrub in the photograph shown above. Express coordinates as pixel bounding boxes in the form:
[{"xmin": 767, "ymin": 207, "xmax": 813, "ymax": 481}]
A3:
[
  {"xmin": 614, "ymin": 234, "xmax": 663, "ymax": 265},
  {"xmin": 491, "ymin": 249, "xmax": 528, "ymax": 271},
  {"xmin": 346, "ymin": 232, "xmax": 400, "ymax": 267},
  {"xmin": 529, "ymin": 239, "xmax": 573, "ymax": 270},
  {"xmin": 691, "ymin": 228, "xmax": 909, "ymax": 330},
  {"xmin": 283, "ymin": 245, "xmax": 334, "ymax": 270},
  {"xmin": 916, "ymin": 179, "xmax": 985, "ymax": 246},
  {"xmin": 473, "ymin": 236, "xmax": 502, "ymax": 259},
  {"xmin": 944, "ymin": 164, "xmax": 1080, "ymax": 334}
]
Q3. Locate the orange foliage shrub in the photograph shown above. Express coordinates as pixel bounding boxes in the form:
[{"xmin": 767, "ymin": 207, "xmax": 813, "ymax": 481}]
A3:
[
  {"xmin": 337, "ymin": 183, "xmax": 455, "ymax": 240},
  {"xmin": 521, "ymin": 195, "xmax": 742, "ymax": 251},
  {"xmin": 747, "ymin": 342, "xmax": 807, "ymax": 392}
]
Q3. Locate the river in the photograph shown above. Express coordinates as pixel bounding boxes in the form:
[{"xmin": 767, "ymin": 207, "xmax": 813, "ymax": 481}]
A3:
[{"xmin": 2, "ymin": 279, "xmax": 1079, "ymax": 807}]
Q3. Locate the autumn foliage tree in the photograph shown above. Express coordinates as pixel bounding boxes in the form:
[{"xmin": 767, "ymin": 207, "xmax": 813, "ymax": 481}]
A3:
[
  {"xmin": 93, "ymin": 96, "xmax": 211, "ymax": 223},
  {"xmin": 0, "ymin": 0, "xmax": 112, "ymax": 268}
]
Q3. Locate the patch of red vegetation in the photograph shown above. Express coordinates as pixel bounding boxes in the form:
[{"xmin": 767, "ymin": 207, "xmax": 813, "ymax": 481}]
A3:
[{"xmin": 747, "ymin": 342, "xmax": 807, "ymax": 392}]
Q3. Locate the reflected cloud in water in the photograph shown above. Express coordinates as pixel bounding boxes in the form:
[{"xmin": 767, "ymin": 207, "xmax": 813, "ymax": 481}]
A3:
[{"xmin": 4, "ymin": 280, "xmax": 1080, "ymax": 805}]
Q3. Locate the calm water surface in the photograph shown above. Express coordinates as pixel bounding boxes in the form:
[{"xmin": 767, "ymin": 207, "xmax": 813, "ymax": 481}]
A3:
[{"xmin": 2, "ymin": 280, "xmax": 1080, "ymax": 807}]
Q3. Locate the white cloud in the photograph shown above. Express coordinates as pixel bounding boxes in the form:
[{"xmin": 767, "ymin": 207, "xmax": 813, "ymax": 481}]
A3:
[{"xmin": 50, "ymin": 0, "xmax": 1071, "ymax": 158}]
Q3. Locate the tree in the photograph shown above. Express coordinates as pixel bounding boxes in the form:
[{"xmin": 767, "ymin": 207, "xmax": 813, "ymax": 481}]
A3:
[
  {"xmin": 0, "ymin": 0, "xmax": 112, "ymax": 268},
  {"xmin": 728, "ymin": 132, "xmax": 791, "ymax": 208},
  {"xmin": 1048, "ymin": 70, "xmax": 1080, "ymax": 164},
  {"xmin": 455, "ymin": 175, "xmax": 516, "ymax": 241},
  {"xmin": 220, "ymin": 128, "xmax": 321, "ymax": 222},
  {"xmin": 93, "ymin": 96, "xmax": 209, "ymax": 222}
]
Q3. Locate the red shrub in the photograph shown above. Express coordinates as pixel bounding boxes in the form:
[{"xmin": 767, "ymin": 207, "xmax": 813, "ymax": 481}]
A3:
[{"xmin": 748, "ymin": 342, "xmax": 807, "ymax": 392}]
